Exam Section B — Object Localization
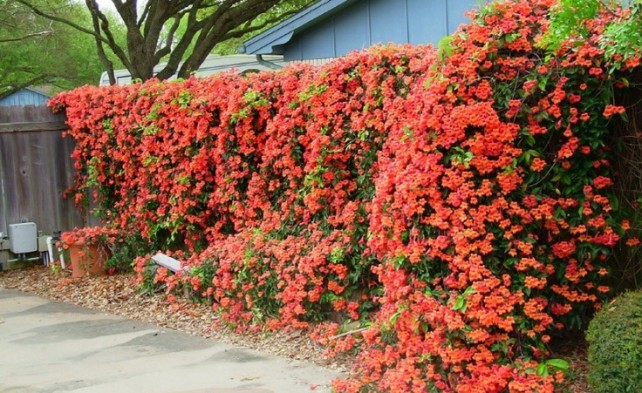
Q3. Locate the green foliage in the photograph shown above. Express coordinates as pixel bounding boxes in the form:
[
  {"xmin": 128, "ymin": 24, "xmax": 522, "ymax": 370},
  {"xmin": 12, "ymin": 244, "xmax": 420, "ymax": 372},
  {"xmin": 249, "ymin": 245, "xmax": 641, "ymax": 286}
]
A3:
[
  {"xmin": 138, "ymin": 262, "xmax": 160, "ymax": 296},
  {"xmin": 437, "ymin": 35, "xmax": 455, "ymax": 61},
  {"xmin": 587, "ymin": 290, "xmax": 642, "ymax": 393},
  {"xmin": 105, "ymin": 233, "xmax": 150, "ymax": 273},
  {"xmin": 540, "ymin": 0, "xmax": 601, "ymax": 50},
  {"xmin": 36, "ymin": 0, "xmax": 315, "ymax": 81},
  {"xmin": 542, "ymin": 0, "xmax": 642, "ymax": 68},
  {"xmin": 0, "ymin": 0, "xmax": 123, "ymax": 97},
  {"xmin": 602, "ymin": 0, "xmax": 642, "ymax": 69}
]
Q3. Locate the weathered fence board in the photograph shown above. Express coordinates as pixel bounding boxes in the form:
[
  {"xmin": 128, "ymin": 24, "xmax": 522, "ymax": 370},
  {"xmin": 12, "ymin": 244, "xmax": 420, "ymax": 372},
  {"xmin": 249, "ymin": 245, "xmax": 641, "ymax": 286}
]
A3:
[
  {"xmin": 0, "ymin": 105, "xmax": 87, "ymax": 236},
  {"xmin": 0, "ymin": 105, "xmax": 65, "ymax": 124}
]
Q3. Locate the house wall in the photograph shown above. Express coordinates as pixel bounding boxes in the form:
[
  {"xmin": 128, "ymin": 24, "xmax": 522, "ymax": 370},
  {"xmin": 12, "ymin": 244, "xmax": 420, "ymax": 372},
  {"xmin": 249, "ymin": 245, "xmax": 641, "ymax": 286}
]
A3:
[
  {"xmin": 283, "ymin": 0, "xmax": 478, "ymax": 61},
  {"xmin": 0, "ymin": 90, "xmax": 49, "ymax": 107}
]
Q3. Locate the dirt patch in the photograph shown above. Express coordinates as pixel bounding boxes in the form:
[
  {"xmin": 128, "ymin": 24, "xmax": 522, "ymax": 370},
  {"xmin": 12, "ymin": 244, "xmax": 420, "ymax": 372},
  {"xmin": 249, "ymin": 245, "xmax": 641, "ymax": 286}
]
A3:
[{"xmin": 555, "ymin": 340, "xmax": 592, "ymax": 393}]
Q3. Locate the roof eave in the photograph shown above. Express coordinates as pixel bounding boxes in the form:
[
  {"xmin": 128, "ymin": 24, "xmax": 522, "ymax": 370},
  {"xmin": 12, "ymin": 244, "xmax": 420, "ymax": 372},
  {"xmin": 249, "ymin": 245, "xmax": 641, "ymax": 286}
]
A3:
[{"xmin": 242, "ymin": 0, "xmax": 358, "ymax": 55}]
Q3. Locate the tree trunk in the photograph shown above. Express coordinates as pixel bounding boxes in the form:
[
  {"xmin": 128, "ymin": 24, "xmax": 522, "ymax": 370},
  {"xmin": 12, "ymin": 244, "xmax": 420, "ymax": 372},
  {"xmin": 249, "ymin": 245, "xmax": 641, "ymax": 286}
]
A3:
[{"xmin": 13, "ymin": 0, "xmax": 314, "ymax": 82}]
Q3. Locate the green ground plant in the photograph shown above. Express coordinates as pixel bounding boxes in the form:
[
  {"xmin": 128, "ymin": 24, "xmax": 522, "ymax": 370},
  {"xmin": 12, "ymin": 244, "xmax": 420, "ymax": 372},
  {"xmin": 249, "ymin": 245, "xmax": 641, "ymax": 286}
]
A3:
[{"xmin": 586, "ymin": 290, "xmax": 642, "ymax": 393}]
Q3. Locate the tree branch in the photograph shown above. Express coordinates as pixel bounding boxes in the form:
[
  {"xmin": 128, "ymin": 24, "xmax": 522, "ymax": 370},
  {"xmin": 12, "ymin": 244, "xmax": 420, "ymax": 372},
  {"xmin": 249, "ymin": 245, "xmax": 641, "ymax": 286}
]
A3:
[
  {"xmin": 86, "ymin": 0, "xmax": 132, "ymax": 70},
  {"xmin": 137, "ymin": 0, "xmax": 152, "ymax": 28},
  {"xmin": 153, "ymin": 12, "xmax": 187, "ymax": 64},
  {"xmin": 0, "ymin": 30, "xmax": 53, "ymax": 43},
  {"xmin": 178, "ymin": 0, "xmax": 284, "ymax": 78},
  {"xmin": 86, "ymin": 1, "xmax": 117, "ymax": 84},
  {"xmin": 13, "ymin": 0, "xmax": 314, "ymax": 83},
  {"xmin": 154, "ymin": 0, "xmax": 205, "ymax": 80},
  {"xmin": 14, "ymin": 0, "xmax": 109, "ymax": 45},
  {"xmin": 219, "ymin": 7, "xmax": 301, "ymax": 41}
]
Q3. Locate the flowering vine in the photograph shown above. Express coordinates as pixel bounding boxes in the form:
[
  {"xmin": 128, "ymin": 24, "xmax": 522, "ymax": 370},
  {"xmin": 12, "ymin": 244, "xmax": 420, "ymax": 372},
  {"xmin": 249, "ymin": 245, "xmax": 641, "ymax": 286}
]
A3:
[{"xmin": 50, "ymin": 0, "xmax": 642, "ymax": 391}]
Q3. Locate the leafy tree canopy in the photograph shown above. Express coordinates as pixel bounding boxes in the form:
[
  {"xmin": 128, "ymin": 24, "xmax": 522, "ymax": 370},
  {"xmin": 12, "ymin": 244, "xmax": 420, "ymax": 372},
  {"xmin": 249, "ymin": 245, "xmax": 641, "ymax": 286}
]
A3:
[
  {"xmin": 0, "ymin": 0, "xmax": 118, "ymax": 98},
  {"xmin": 13, "ymin": 0, "xmax": 315, "ymax": 85}
]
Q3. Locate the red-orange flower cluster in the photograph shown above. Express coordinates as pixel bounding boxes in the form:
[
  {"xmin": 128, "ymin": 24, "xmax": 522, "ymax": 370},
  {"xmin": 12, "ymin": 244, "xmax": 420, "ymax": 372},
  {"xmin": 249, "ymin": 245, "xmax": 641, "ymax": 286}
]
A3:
[{"xmin": 50, "ymin": 0, "xmax": 642, "ymax": 391}]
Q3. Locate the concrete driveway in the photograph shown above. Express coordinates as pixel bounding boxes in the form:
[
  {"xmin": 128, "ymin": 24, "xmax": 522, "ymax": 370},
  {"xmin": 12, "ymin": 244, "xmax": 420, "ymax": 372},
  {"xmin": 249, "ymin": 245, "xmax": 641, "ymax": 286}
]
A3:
[{"xmin": 0, "ymin": 289, "xmax": 340, "ymax": 393}]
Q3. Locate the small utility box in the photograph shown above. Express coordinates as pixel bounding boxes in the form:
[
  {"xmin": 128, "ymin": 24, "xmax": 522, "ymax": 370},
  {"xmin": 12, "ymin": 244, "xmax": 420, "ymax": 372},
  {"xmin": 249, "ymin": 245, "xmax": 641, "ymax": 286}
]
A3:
[{"xmin": 8, "ymin": 223, "xmax": 38, "ymax": 254}]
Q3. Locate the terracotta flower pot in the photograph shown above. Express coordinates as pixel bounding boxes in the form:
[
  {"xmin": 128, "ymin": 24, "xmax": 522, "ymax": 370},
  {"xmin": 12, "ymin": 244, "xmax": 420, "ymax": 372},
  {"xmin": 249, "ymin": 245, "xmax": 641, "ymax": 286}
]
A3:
[{"xmin": 68, "ymin": 240, "xmax": 108, "ymax": 278}]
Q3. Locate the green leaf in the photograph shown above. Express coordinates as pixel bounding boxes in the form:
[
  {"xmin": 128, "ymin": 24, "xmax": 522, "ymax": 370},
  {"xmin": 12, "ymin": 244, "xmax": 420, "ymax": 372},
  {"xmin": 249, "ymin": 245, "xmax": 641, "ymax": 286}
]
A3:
[
  {"xmin": 538, "ymin": 76, "xmax": 549, "ymax": 90},
  {"xmin": 438, "ymin": 35, "xmax": 455, "ymax": 60},
  {"xmin": 453, "ymin": 296, "xmax": 466, "ymax": 311},
  {"xmin": 505, "ymin": 33, "xmax": 521, "ymax": 43},
  {"xmin": 545, "ymin": 358, "xmax": 570, "ymax": 370},
  {"xmin": 536, "ymin": 363, "xmax": 549, "ymax": 377}
]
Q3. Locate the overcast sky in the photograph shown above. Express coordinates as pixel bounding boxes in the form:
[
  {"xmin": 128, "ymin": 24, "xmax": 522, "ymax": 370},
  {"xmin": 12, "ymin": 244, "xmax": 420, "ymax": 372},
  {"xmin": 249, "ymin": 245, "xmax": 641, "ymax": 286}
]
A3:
[{"xmin": 96, "ymin": 0, "xmax": 117, "ymax": 12}]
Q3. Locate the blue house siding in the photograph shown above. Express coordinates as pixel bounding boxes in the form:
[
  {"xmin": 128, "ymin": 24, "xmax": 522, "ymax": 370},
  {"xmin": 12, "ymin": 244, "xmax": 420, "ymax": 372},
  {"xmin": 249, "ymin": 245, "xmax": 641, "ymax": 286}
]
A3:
[
  {"xmin": 243, "ymin": 0, "xmax": 480, "ymax": 62},
  {"xmin": 408, "ymin": 0, "xmax": 448, "ymax": 44},
  {"xmin": 0, "ymin": 89, "xmax": 50, "ymax": 107},
  {"xmin": 299, "ymin": 21, "xmax": 336, "ymax": 60},
  {"xmin": 334, "ymin": 5, "xmax": 369, "ymax": 54},
  {"xmin": 369, "ymin": 0, "xmax": 407, "ymax": 45}
]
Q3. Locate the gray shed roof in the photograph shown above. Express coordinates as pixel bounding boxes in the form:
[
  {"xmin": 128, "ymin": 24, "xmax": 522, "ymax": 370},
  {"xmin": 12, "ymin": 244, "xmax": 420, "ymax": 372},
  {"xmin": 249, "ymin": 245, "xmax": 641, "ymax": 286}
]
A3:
[
  {"xmin": 241, "ymin": 0, "xmax": 359, "ymax": 55},
  {"xmin": 0, "ymin": 87, "xmax": 51, "ymax": 107}
]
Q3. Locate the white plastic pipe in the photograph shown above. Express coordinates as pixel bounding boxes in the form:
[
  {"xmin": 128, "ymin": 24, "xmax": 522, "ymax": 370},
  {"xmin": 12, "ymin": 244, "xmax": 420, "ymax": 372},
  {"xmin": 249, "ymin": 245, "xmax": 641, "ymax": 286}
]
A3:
[
  {"xmin": 46, "ymin": 236, "xmax": 54, "ymax": 267},
  {"xmin": 59, "ymin": 244, "xmax": 65, "ymax": 269},
  {"xmin": 46, "ymin": 236, "xmax": 65, "ymax": 269}
]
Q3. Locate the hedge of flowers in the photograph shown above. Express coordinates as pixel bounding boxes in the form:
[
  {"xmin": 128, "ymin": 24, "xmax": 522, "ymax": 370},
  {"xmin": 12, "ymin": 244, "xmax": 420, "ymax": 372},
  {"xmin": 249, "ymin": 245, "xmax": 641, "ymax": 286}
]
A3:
[
  {"xmin": 50, "ymin": 0, "xmax": 641, "ymax": 391},
  {"xmin": 54, "ymin": 45, "xmax": 433, "ymax": 326}
]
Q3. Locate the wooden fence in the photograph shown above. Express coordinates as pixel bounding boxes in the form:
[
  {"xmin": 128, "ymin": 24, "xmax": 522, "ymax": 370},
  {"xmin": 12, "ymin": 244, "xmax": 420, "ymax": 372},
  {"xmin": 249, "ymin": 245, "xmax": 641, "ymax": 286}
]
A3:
[{"xmin": 0, "ymin": 105, "xmax": 86, "ymax": 237}]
